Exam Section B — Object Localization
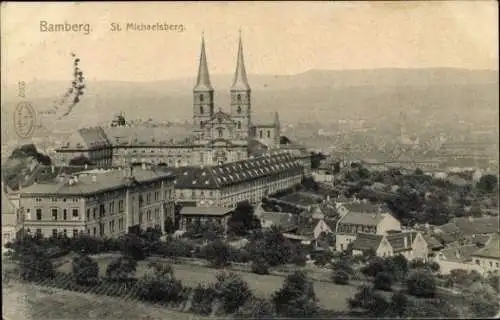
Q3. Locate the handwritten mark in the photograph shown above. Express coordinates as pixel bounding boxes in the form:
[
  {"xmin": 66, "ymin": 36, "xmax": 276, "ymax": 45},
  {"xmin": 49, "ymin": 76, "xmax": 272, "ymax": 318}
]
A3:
[{"xmin": 14, "ymin": 101, "xmax": 37, "ymax": 139}]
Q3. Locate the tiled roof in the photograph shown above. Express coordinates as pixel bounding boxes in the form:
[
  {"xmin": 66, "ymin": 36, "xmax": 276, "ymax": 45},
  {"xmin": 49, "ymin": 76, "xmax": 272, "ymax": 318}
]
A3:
[
  {"xmin": 179, "ymin": 206, "xmax": 233, "ymax": 216},
  {"xmin": 247, "ymin": 139, "xmax": 269, "ymax": 156},
  {"xmin": 472, "ymin": 233, "xmax": 500, "ymax": 259},
  {"xmin": 440, "ymin": 244, "xmax": 480, "ymax": 262},
  {"xmin": 19, "ymin": 167, "xmax": 174, "ymax": 196},
  {"xmin": 423, "ymin": 235, "xmax": 444, "ymax": 249},
  {"xmin": 297, "ymin": 218, "xmax": 321, "ymax": 236},
  {"xmin": 103, "ymin": 125, "xmax": 195, "ymax": 147},
  {"xmin": 454, "ymin": 217, "xmax": 499, "ymax": 236},
  {"xmin": 338, "ymin": 212, "xmax": 387, "ymax": 226},
  {"xmin": 168, "ymin": 152, "xmax": 302, "ymax": 190},
  {"xmin": 351, "ymin": 233, "xmax": 384, "ymax": 251},
  {"xmin": 343, "ymin": 202, "xmax": 387, "ymax": 214},
  {"xmin": 436, "ymin": 222, "xmax": 460, "ymax": 235},
  {"xmin": 59, "ymin": 126, "xmax": 111, "ymax": 150},
  {"xmin": 386, "ymin": 231, "xmax": 419, "ymax": 252}
]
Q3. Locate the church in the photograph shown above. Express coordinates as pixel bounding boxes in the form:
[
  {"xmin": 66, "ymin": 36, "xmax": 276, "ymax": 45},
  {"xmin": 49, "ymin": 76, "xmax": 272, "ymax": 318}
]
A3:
[{"xmin": 54, "ymin": 33, "xmax": 284, "ymax": 168}]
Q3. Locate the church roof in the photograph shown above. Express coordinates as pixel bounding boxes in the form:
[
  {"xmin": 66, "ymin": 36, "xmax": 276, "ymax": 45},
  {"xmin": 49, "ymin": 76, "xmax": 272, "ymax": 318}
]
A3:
[
  {"xmin": 194, "ymin": 35, "xmax": 213, "ymax": 91},
  {"xmin": 231, "ymin": 33, "xmax": 250, "ymax": 91},
  {"xmin": 103, "ymin": 125, "xmax": 195, "ymax": 146}
]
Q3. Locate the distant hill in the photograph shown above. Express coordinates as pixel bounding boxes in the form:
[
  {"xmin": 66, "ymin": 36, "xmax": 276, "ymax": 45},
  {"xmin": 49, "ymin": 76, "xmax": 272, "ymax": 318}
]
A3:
[{"xmin": 1, "ymin": 68, "xmax": 498, "ymax": 155}]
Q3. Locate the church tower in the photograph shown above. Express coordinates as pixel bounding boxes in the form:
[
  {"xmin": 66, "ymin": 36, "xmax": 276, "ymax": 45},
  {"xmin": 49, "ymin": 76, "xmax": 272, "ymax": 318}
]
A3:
[
  {"xmin": 230, "ymin": 31, "xmax": 251, "ymax": 140},
  {"xmin": 193, "ymin": 34, "xmax": 214, "ymax": 135}
]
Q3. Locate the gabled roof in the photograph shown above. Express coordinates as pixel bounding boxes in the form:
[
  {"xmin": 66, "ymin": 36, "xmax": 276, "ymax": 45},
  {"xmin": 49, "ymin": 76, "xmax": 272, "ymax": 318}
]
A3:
[
  {"xmin": 179, "ymin": 206, "xmax": 233, "ymax": 216},
  {"xmin": 19, "ymin": 167, "xmax": 174, "ymax": 196},
  {"xmin": 386, "ymin": 231, "xmax": 420, "ymax": 252},
  {"xmin": 338, "ymin": 212, "xmax": 387, "ymax": 227},
  {"xmin": 423, "ymin": 235, "xmax": 444, "ymax": 250},
  {"xmin": 351, "ymin": 233, "xmax": 384, "ymax": 251},
  {"xmin": 472, "ymin": 233, "xmax": 500, "ymax": 259},
  {"xmin": 169, "ymin": 152, "xmax": 302, "ymax": 190}
]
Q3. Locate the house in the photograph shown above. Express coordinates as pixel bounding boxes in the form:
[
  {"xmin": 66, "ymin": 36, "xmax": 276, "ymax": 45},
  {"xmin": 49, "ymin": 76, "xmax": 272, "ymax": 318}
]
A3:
[
  {"xmin": 2, "ymin": 183, "xmax": 22, "ymax": 249},
  {"xmin": 471, "ymin": 233, "xmax": 500, "ymax": 274},
  {"xmin": 351, "ymin": 231, "xmax": 429, "ymax": 261},
  {"xmin": 335, "ymin": 208, "xmax": 402, "ymax": 252},
  {"xmin": 435, "ymin": 244, "xmax": 484, "ymax": 275},
  {"xmin": 258, "ymin": 211, "xmax": 298, "ymax": 233},
  {"xmin": 435, "ymin": 216, "xmax": 500, "ymax": 244},
  {"xmin": 179, "ymin": 206, "xmax": 234, "ymax": 233}
]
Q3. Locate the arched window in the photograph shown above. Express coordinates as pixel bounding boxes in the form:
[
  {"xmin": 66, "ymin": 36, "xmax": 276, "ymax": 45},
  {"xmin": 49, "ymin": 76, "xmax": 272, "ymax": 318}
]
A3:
[
  {"xmin": 237, "ymin": 105, "xmax": 242, "ymax": 114},
  {"xmin": 218, "ymin": 129, "xmax": 223, "ymax": 137},
  {"xmin": 237, "ymin": 121, "xmax": 241, "ymax": 129},
  {"xmin": 200, "ymin": 94, "xmax": 204, "ymax": 102}
]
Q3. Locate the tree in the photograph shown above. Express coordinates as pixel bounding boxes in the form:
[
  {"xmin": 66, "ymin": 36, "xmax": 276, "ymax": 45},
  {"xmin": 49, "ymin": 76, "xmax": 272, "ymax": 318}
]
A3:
[
  {"xmin": 389, "ymin": 291, "xmax": 409, "ymax": 318},
  {"xmin": 332, "ymin": 270, "xmax": 349, "ymax": 285},
  {"xmin": 138, "ymin": 261, "xmax": 183, "ymax": 303},
  {"xmin": 203, "ymin": 239, "xmax": 231, "ymax": 268},
  {"xmin": 213, "ymin": 271, "xmax": 253, "ymax": 314},
  {"xmin": 348, "ymin": 285, "xmax": 389, "ymax": 317},
  {"xmin": 19, "ymin": 245, "xmax": 55, "ymax": 281},
  {"xmin": 228, "ymin": 201, "xmax": 261, "ymax": 236},
  {"xmin": 251, "ymin": 258, "xmax": 270, "ymax": 275},
  {"xmin": 235, "ymin": 297, "xmax": 275, "ymax": 319},
  {"xmin": 120, "ymin": 233, "xmax": 146, "ymax": 261},
  {"xmin": 164, "ymin": 216, "xmax": 176, "ymax": 234},
  {"xmin": 406, "ymin": 269, "xmax": 436, "ymax": 298},
  {"xmin": 106, "ymin": 256, "xmax": 137, "ymax": 281},
  {"xmin": 361, "ymin": 257, "xmax": 386, "ymax": 278},
  {"xmin": 391, "ymin": 254, "xmax": 408, "ymax": 281},
  {"xmin": 462, "ymin": 281, "xmax": 499, "ymax": 318},
  {"xmin": 247, "ymin": 226, "xmax": 291, "ymax": 267},
  {"xmin": 202, "ymin": 220, "xmax": 225, "ymax": 241},
  {"xmin": 373, "ymin": 272, "xmax": 393, "ymax": 291},
  {"xmin": 191, "ymin": 284, "xmax": 217, "ymax": 315},
  {"xmin": 272, "ymin": 271, "xmax": 319, "ymax": 317},
  {"xmin": 477, "ymin": 174, "xmax": 498, "ymax": 193},
  {"xmin": 160, "ymin": 239, "xmax": 193, "ymax": 261},
  {"xmin": 72, "ymin": 254, "xmax": 99, "ymax": 285}
]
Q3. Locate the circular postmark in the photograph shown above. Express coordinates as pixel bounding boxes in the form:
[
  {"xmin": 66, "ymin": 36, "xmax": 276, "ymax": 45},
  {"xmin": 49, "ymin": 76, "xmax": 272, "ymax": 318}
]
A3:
[{"xmin": 14, "ymin": 101, "xmax": 37, "ymax": 139}]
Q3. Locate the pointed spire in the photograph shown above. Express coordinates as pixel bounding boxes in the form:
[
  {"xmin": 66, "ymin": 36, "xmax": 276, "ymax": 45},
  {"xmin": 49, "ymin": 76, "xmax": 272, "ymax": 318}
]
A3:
[
  {"xmin": 194, "ymin": 33, "xmax": 213, "ymax": 91},
  {"xmin": 231, "ymin": 30, "xmax": 251, "ymax": 91}
]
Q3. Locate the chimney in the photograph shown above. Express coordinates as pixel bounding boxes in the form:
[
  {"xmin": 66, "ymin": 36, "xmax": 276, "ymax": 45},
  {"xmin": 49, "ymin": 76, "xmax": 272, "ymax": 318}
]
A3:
[{"xmin": 92, "ymin": 175, "xmax": 97, "ymax": 183}]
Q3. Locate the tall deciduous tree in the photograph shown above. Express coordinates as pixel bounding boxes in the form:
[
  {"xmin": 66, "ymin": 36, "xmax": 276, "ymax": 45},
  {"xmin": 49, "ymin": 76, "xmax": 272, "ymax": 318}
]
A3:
[
  {"xmin": 272, "ymin": 271, "xmax": 319, "ymax": 317},
  {"xmin": 228, "ymin": 201, "xmax": 261, "ymax": 236}
]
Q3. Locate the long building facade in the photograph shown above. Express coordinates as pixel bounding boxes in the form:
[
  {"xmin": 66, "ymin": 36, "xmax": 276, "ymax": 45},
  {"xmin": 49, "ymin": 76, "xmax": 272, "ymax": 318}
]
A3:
[
  {"xmin": 53, "ymin": 33, "xmax": 287, "ymax": 168},
  {"xmin": 167, "ymin": 152, "xmax": 304, "ymax": 209},
  {"xmin": 18, "ymin": 166, "xmax": 176, "ymax": 238}
]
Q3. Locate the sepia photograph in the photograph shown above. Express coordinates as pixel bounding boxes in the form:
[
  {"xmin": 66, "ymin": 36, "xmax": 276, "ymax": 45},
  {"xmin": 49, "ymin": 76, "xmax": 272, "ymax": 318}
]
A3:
[{"xmin": 1, "ymin": 1, "xmax": 499, "ymax": 319}]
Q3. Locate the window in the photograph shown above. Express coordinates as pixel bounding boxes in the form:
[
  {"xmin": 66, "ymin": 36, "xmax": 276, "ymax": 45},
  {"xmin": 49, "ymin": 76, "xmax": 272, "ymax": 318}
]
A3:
[
  {"xmin": 99, "ymin": 223, "xmax": 104, "ymax": 237},
  {"xmin": 237, "ymin": 105, "xmax": 242, "ymax": 114},
  {"xmin": 118, "ymin": 200, "xmax": 124, "ymax": 212},
  {"xmin": 237, "ymin": 94, "xmax": 241, "ymax": 101},
  {"xmin": 267, "ymin": 130, "xmax": 271, "ymax": 138},
  {"xmin": 52, "ymin": 229, "xmax": 58, "ymax": 237},
  {"xmin": 218, "ymin": 129, "xmax": 223, "ymax": 137},
  {"xmin": 139, "ymin": 212, "xmax": 143, "ymax": 224},
  {"xmin": 200, "ymin": 106, "xmax": 204, "ymax": 114},
  {"xmin": 36, "ymin": 228, "xmax": 42, "ymax": 236},
  {"xmin": 259, "ymin": 130, "xmax": 263, "ymax": 138},
  {"xmin": 52, "ymin": 209, "xmax": 58, "ymax": 221},
  {"xmin": 36, "ymin": 209, "xmax": 42, "ymax": 221},
  {"xmin": 237, "ymin": 121, "xmax": 241, "ymax": 129},
  {"xmin": 72, "ymin": 209, "xmax": 79, "ymax": 218},
  {"xmin": 93, "ymin": 228, "xmax": 97, "ymax": 236},
  {"xmin": 200, "ymin": 120, "xmax": 204, "ymax": 128},
  {"xmin": 476, "ymin": 259, "xmax": 480, "ymax": 265},
  {"xmin": 93, "ymin": 208, "xmax": 97, "ymax": 219},
  {"xmin": 147, "ymin": 210, "xmax": 151, "ymax": 221},
  {"xmin": 200, "ymin": 94, "xmax": 204, "ymax": 102},
  {"xmin": 490, "ymin": 261, "xmax": 493, "ymax": 267}
]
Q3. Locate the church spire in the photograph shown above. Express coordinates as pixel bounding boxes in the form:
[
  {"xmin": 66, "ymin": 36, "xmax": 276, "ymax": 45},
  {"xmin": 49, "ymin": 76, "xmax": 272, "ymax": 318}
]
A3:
[
  {"xmin": 194, "ymin": 33, "xmax": 213, "ymax": 91},
  {"xmin": 231, "ymin": 30, "xmax": 250, "ymax": 91}
]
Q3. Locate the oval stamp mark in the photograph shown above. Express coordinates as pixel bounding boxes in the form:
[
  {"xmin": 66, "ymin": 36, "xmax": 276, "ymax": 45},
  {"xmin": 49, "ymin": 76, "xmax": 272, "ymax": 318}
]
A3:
[{"xmin": 14, "ymin": 101, "xmax": 37, "ymax": 139}]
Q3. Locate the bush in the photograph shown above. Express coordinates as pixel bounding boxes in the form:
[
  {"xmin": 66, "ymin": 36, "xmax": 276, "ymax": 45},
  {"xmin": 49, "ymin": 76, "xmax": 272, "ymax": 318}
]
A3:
[
  {"xmin": 251, "ymin": 259, "xmax": 270, "ymax": 275},
  {"xmin": 348, "ymin": 285, "xmax": 390, "ymax": 317},
  {"xmin": 203, "ymin": 240, "xmax": 231, "ymax": 268},
  {"xmin": 213, "ymin": 271, "xmax": 253, "ymax": 314},
  {"xmin": 106, "ymin": 256, "xmax": 137, "ymax": 281},
  {"xmin": 235, "ymin": 297, "xmax": 275, "ymax": 319},
  {"xmin": 72, "ymin": 254, "xmax": 99, "ymax": 285},
  {"xmin": 373, "ymin": 272, "xmax": 393, "ymax": 291},
  {"xmin": 138, "ymin": 262, "xmax": 183, "ymax": 303},
  {"xmin": 406, "ymin": 269, "xmax": 436, "ymax": 298},
  {"xmin": 332, "ymin": 270, "xmax": 349, "ymax": 285},
  {"xmin": 191, "ymin": 284, "xmax": 216, "ymax": 315}
]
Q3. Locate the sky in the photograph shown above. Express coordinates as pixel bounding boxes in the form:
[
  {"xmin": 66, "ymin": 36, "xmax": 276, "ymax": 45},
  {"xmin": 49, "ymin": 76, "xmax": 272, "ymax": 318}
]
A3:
[{"xmin": 1, "ymin": 1, "xmax": 498, "ymax": 84}]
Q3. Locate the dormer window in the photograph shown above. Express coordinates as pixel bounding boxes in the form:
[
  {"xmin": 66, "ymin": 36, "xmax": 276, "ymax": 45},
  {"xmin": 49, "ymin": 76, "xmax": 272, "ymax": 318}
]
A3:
[{"xmin": 237, "ymin": 105, "xmax": 242, "ymax": 114}]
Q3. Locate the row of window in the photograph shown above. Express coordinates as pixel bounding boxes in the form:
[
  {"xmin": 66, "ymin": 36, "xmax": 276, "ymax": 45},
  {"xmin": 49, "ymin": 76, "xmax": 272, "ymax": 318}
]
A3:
[
  {"xmin": 29, "ymin": 208, "xmax": 80, "ymax": 221},
  {"xmin": 475, "ymin": 259, "xmax": 499, "ymax": 268}
]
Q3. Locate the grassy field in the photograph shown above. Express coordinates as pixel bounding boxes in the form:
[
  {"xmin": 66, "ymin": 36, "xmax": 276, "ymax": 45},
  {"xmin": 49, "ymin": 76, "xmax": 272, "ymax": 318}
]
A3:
[
  {"xmin": 2, "ymin": 281, "xmax": 206, "ymax": 320},
  {"xmin": 58, "ymin": 255, "xmax": 358, "ymax": 311}
]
